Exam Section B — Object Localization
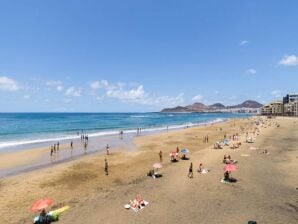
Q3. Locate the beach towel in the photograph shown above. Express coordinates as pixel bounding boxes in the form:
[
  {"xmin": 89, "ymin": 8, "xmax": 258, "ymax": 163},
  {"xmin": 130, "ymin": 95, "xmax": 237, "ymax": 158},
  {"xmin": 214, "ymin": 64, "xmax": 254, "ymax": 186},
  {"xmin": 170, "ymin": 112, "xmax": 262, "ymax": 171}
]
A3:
[
  {"xmin": 220, "ymin": 178, "xmax": 230, "ymax": 184},
  {"xmin": 129, "ymin": 201, "xmax": 149, "ymax": 212},
  {"xmin": 199, "ymin": 169, "xmax": 209, "ymax": 174}
]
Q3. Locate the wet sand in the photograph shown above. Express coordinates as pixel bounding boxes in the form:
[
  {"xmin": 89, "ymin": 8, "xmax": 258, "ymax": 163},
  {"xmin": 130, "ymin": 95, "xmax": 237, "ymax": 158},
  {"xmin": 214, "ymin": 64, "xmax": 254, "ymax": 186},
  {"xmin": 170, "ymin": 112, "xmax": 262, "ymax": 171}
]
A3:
[{"xmin": 0, "ymin": 117, "xmax": 297, "ymax": 224}]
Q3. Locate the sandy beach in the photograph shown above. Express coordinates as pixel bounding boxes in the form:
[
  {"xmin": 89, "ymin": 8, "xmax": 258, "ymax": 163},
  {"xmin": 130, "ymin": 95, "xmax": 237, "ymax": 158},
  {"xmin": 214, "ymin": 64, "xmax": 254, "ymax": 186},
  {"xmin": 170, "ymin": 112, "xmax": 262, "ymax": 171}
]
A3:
[{"xmin": 0, "ymin": 117, "xmax": 297, "ymax": 224}]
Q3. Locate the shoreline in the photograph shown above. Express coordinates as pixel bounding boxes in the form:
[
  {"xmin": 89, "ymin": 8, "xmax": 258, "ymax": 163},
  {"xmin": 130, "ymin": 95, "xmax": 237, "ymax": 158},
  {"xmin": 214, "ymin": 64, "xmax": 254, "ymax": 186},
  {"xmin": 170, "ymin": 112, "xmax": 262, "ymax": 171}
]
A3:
[{"xmin": 0, "ymin": 116, "xmax": 233, "ymax": 178}]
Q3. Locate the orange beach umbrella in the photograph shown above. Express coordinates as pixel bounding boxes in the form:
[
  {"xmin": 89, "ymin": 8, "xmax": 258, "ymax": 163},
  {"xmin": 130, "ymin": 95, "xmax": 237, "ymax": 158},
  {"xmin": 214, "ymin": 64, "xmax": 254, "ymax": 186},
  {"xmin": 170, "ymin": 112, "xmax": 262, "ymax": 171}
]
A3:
[{"xmin": 30, "ymin": 198, "xmax": 53, "ymax": 212}]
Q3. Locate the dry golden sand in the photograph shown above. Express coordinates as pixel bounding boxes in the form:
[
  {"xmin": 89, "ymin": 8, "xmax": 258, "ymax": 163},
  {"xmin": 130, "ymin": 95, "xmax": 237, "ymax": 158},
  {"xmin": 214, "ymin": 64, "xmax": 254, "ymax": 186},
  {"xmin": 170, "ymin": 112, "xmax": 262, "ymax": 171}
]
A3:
[{"xmin": 0, "ymin": 117, "xmax": 297, "ymax": 224}]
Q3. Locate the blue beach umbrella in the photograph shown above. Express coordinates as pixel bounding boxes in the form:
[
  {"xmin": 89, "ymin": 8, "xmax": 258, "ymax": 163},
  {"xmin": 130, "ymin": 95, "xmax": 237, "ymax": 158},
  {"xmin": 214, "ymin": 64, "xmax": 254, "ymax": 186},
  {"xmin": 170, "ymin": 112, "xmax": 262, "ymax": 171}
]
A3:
[{"xmin": 181, "ymin": 148, "xmax": 189, "ymax": 154}]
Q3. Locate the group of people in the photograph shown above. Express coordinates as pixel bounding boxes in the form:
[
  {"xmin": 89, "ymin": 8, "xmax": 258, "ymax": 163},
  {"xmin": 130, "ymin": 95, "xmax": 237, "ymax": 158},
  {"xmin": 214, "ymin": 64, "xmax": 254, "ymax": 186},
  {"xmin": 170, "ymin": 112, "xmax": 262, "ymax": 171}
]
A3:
[
  {"xmin": 50, "ymin": 142, "xmax": 60, "ymax": 156},
  {"xmin": 188, "ymin": 162, "xmax": 208, "ymax": 178}
]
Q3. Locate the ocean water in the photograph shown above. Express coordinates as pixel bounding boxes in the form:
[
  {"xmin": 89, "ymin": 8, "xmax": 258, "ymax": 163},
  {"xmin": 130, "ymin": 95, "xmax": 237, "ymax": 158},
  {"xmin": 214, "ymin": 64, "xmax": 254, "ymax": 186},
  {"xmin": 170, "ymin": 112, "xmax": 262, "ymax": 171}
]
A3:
[{"xmin": 0, "ymin": 112, "xmax": 250, "ymax": 150}]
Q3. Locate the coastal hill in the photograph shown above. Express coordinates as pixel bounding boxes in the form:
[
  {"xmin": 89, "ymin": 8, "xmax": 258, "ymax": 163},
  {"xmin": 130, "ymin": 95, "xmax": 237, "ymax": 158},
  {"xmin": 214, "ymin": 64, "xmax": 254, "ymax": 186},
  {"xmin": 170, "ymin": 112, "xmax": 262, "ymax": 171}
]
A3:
[{"xmin": 161, "ymin": 100, "xmax": 262, "ymax": 112}]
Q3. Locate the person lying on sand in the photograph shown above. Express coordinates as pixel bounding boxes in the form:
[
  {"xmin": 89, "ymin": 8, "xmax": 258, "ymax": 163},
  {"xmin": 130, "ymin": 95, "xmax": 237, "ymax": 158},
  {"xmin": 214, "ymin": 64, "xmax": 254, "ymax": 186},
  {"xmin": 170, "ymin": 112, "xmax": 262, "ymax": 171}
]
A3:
[
  {"xmin": 136, "ymin": 195, "xmax": 145, "ymax": 206},
  {"xmin": 198, "ymin": 163, "xmax": 209, "ymax": 174},
  {"xmin": 34, "ymin": 209, "xmax": 51, "ymax": 224},
  {"xmin": 129, "ymin": 200, "xmax": 139, "ymax": 209},
  {"xmin": 260, "ymin": 149, "xmax": 270, "ymax": 155}
]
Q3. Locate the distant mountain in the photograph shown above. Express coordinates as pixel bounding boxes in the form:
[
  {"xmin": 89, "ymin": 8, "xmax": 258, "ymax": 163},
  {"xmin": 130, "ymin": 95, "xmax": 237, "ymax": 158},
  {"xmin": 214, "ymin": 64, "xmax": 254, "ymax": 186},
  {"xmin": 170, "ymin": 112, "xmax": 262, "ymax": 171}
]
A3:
[
  {"xmin": 161, "ymin": 106, "xmax": 193, "ymax": 113},
  {"xmin": 227, "ymin": 100, "xmax": 263, "ymax": 109},
  {"xmin": 160, "ymin": 100, "xmax": 262, "ymax": 112},
  {"xmin": 209, "ymin": 103, "xmax": 225, "ymax": 109},
  {"xmin": 186, "ymin": 102, "xmax": 208, "ymax": 111}
]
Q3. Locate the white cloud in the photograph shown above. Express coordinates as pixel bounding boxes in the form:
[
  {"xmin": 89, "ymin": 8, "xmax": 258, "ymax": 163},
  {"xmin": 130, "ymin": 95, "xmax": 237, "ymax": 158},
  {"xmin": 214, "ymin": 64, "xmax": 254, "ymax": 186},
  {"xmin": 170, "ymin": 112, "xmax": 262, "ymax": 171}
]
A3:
[
  {"xmin": 56, "ymin": 86, "xmax": 63, "ymax": 91},
  {"xmin": 192, "ymin": 94, "xmax": 203, "ymax": 102},
  {"xmin": 90, "ymin": 80, "xmax": 109, "ymax": 90},
  {"xmin": 271, "ymin": 90, "xmax": 281, "ymax": 98},
  {"xmin": 0, "ymin": 76, "xmax": 20, "ymax": 91},
  {"xmin": 46, "ymin": 80, "xmax": 62, "ymax": 86},
  {"xmin": 239, "ymin": 40, "xmax": 249, "ymax": 46},
  {"xmin": 150, "ymin": 93, "xmax": 185, "ymax": 107},
  {"xmin": 65, "ymin": 87, "xmax": 82, "ymax": 97},
  {"xmin": 23, "ymin": 95, "xmax": 30, "ymax": 99},
  {"xmin": 245, "ymin": 68, "xmax": 256, "ymax": 75},
  {"xmin": 46, "ymin": 80, "xmax": 64, "ymax": 92},
  {"xmin": 106, "ymin": 85, "xmax": 146, "ymax": 100},
  {"xmin": 98, "ymin": 80, "xmax": 185, "ymax": 107},
  {"xmin": 278, "ymin": 54, "xmax": 298, "ymax": 66}
]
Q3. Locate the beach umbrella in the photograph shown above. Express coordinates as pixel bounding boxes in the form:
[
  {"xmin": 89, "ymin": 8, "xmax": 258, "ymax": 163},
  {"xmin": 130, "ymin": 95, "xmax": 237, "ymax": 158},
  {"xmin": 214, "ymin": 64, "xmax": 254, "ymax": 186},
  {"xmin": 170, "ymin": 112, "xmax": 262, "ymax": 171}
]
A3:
[
  {"xmin": 153, "ymin": 163, "xmax": 162, "ymax": 169},
  {"xmin": 30, "ymin": 198, "xmax": 53, "ymax": 212},
  {"xmin": 169, "ymin": 151, "xmax": 178, "ymax": 157},
  {"xmin": 224, "ymin": 164, "xmax": 237, "ymax": 172},
  {"xmin": 180, "ymin": 148, "xmax": 189, "ymax": 154}
]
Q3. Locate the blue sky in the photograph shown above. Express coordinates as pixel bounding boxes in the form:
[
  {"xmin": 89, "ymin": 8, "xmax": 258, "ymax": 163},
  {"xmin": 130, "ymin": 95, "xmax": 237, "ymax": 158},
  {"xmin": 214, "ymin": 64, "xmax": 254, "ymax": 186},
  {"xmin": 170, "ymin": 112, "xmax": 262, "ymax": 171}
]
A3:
[{"xmin": 0, "ymin": 0, "xmax": 297, "ymax": 112}]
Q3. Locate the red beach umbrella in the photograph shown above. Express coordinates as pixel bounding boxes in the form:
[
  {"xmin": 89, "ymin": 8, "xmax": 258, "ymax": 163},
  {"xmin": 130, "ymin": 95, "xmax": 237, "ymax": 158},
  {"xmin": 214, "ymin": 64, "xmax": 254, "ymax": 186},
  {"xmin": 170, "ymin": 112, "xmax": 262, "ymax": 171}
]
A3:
[
  {"xmin": 224, "ymin": 164, "xmax": 237, "ymax": 172},
  {"xmin": 169, "ymin": 151, "xmax": 178, "ymax": 157},
  {"xmin": 30, "ymin": 198, "xmax": 53, "ymax": 212}
]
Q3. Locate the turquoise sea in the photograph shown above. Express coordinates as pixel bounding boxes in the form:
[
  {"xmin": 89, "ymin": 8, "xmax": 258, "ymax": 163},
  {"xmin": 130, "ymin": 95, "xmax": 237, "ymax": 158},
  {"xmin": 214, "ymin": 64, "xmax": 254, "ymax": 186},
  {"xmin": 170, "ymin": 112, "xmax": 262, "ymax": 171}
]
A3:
[{"xmin": 0, "ymin": 112, "xmax": 250, "ymax": 150}]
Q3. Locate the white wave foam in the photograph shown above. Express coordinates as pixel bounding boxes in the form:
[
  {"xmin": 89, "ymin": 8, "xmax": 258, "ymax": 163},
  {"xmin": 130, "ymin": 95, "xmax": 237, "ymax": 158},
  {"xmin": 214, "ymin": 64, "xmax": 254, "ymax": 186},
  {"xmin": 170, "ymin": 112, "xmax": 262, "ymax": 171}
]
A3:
[{"xmin": 130, "ymin": 115, "xmax": 150, "ymax": 118}]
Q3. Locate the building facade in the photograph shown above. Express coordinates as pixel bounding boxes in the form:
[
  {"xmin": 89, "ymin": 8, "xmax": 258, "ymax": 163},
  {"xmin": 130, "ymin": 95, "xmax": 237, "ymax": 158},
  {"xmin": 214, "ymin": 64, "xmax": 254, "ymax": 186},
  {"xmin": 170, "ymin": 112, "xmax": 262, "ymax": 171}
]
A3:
[{"xmin": 262, "ymin": 93, "xmax": 298, "ymax": 116}]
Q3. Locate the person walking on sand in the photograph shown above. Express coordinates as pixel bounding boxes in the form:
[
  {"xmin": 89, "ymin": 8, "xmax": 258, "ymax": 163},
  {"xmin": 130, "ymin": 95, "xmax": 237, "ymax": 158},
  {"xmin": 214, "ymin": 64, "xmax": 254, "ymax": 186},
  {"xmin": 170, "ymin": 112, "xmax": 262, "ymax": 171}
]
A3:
[
  {"xmin": 188, "ymin": 162, "xmax": 193, "ymax": 178},
  {"xmin": 106, "ymin": 144, "xmax": 110, "ymax": 155},
  {"xmin": 104, "ymin": 158, "xmax": 109, "ymax": 176},
  {"xmin": 70, "ymin": 140, "xmax": 73, "ymax": 149},
  {"xmin": 159, "ymin": 150, "xmax": 163, "ymax": 162},
  {"xmin": 50, "ymin": 146, "xmax": 53, "ymax": 156}
]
